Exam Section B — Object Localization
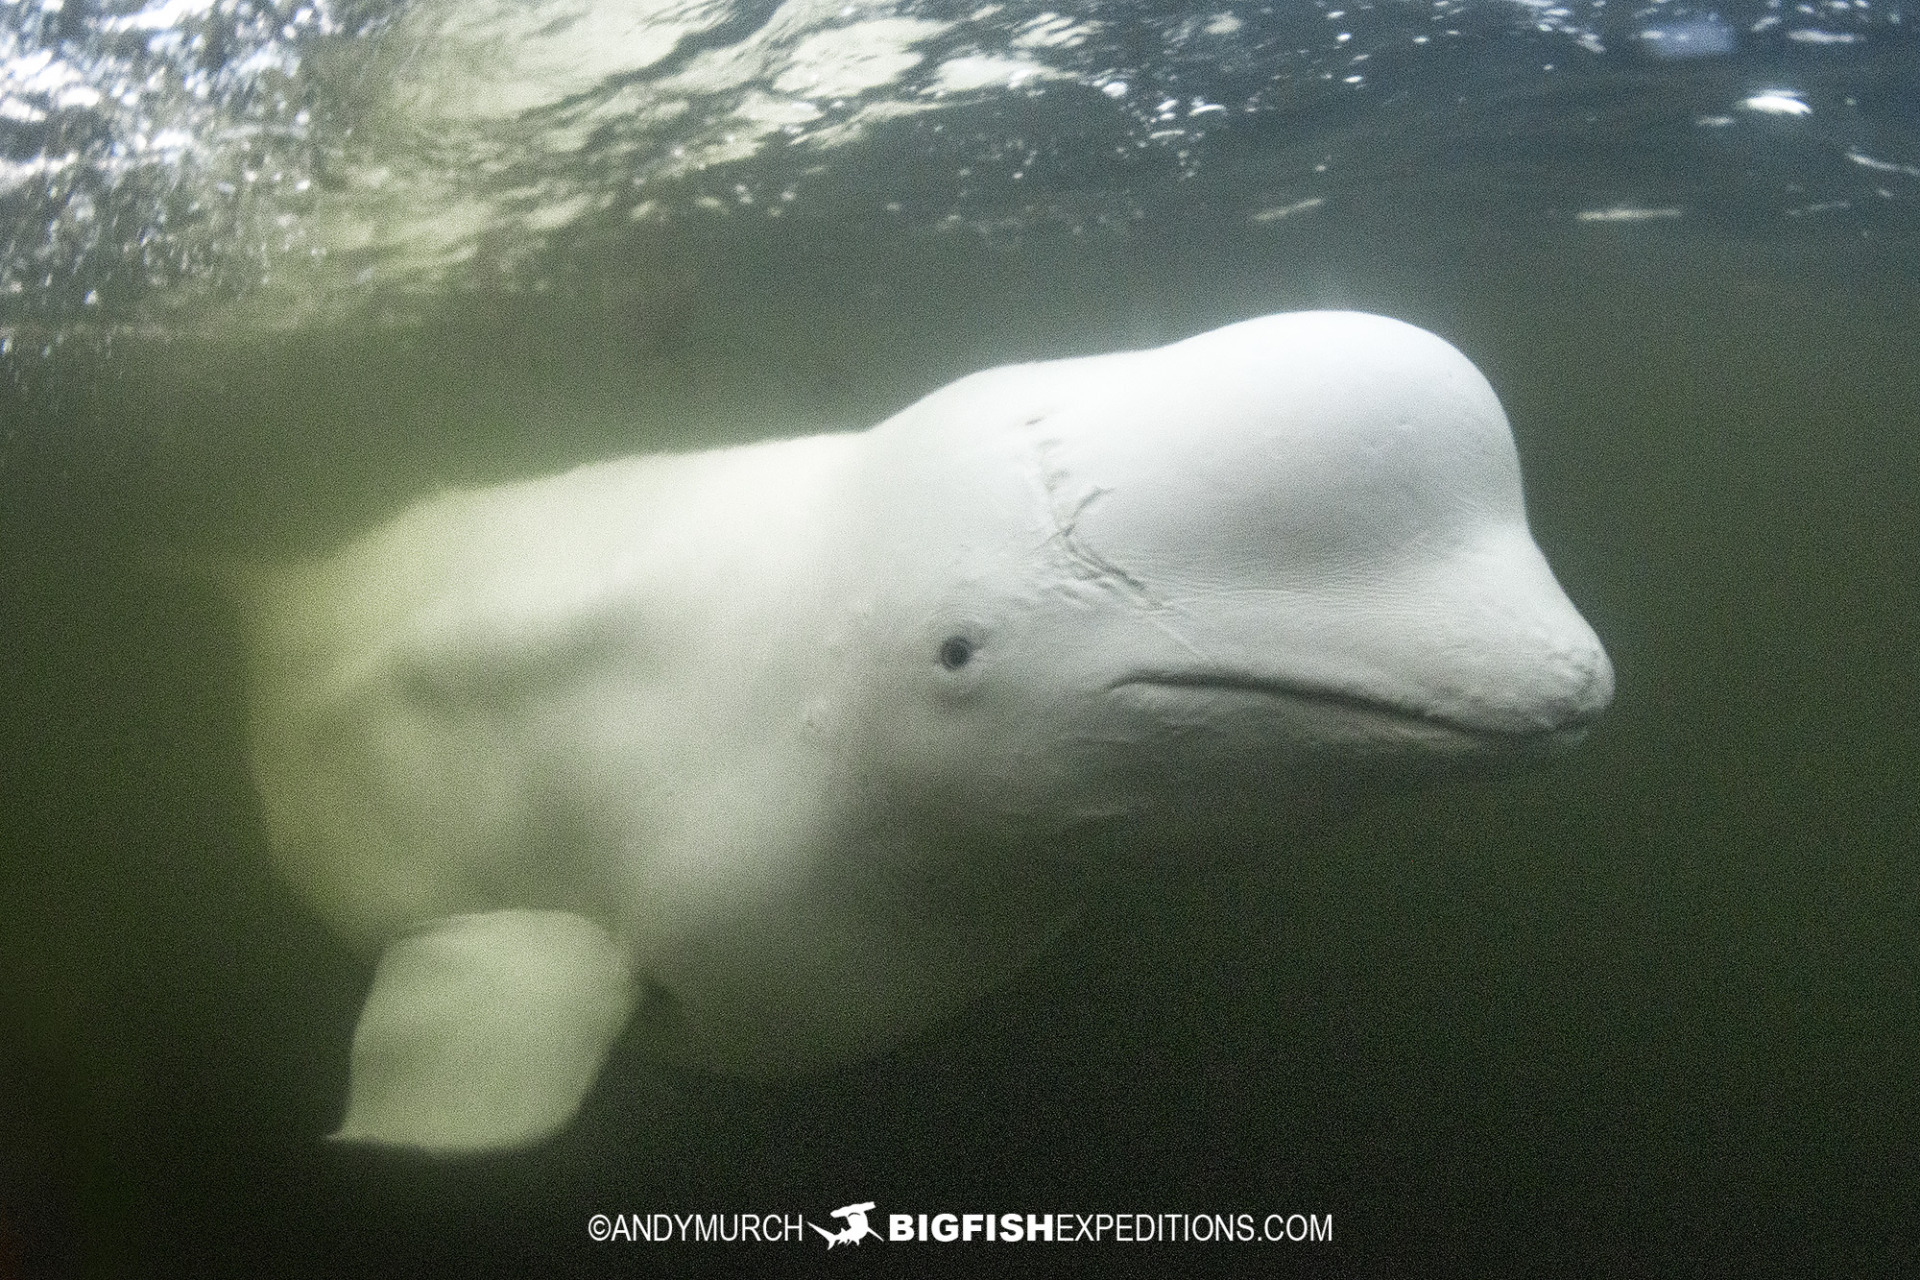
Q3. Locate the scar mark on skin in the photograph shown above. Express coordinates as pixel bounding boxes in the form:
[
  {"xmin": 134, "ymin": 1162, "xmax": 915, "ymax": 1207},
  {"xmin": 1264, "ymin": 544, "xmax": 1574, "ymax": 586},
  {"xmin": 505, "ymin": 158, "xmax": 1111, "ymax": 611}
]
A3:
[{"xmin": 1029, "ymin": 435, "xmax": 1158, "ymax": 603}]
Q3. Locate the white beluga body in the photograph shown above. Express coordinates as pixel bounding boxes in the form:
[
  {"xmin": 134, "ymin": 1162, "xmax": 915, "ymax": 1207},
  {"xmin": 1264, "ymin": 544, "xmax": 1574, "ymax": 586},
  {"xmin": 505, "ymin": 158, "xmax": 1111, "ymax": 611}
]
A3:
[{"xmin": 244, "ymin": 311, "xmax": 1613, "ymax": 1154}]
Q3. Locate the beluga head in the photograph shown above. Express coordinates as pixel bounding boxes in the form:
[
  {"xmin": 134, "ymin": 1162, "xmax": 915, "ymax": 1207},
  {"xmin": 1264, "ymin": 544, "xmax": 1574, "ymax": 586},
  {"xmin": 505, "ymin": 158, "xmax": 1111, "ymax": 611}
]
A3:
[
  {"xmin": 244, "ymin": 310, "xmax": 1612, "ymax": 1156},
  {"xmin": 838, "ymin": 310, "xmax": 1613, "ymax": 839}
]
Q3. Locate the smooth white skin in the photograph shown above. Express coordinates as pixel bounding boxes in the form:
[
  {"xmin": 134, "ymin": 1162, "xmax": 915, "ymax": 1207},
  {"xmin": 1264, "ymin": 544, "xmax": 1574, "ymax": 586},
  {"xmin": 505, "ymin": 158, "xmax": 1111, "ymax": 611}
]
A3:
[{"xmin": 245, "ymin": 311, "xmax": 1612, "ymax": 1152}]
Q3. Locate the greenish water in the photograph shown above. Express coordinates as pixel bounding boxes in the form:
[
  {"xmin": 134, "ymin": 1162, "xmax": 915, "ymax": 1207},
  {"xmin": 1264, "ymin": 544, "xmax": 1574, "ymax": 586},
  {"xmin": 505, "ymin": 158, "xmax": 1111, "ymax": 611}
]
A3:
[
  {"xmin": 5, "ymin": 1, "xmax": 1920, "ymax": 1273},
  {"xmin": 7, "ymin": 198, "xmax": 1917, "ymax": 1276}
]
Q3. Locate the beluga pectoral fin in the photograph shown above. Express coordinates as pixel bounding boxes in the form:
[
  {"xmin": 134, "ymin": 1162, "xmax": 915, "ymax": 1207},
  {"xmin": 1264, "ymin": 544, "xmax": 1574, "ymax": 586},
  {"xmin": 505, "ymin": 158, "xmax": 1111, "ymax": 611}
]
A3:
[{"xmin": 332, "ymin": 910, "xmax": 635, "ymax": 1154}]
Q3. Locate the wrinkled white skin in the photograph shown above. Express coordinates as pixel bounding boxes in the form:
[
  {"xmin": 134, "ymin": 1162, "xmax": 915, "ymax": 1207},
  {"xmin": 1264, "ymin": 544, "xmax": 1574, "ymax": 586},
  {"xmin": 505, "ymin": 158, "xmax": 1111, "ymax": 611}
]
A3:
[{"xmin": 244, "ymin": 311, "xmax": 1613, "ymax": 1153}]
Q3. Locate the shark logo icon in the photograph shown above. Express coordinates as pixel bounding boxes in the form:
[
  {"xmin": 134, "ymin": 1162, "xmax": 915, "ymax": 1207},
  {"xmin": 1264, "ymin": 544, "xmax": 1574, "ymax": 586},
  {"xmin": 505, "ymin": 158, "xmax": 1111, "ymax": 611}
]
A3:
[{"xmin": 809, "ymin": 1201, "xmax": 881, "ymax": 1249}]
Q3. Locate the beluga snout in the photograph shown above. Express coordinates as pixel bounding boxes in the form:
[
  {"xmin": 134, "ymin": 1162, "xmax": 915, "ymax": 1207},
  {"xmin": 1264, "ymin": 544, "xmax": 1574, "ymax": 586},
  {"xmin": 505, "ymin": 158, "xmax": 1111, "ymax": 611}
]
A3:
[{"xmin": 243, "ymin": 310, "xmax": 1611, "ymax": 1156}]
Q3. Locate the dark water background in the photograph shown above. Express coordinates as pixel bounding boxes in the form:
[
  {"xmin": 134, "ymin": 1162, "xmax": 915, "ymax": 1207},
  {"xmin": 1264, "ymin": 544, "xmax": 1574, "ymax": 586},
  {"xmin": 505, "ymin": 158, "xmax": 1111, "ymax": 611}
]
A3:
[{"xmin": 4, "ymin": 0, "xmax": 1918, "ymax": 1273}]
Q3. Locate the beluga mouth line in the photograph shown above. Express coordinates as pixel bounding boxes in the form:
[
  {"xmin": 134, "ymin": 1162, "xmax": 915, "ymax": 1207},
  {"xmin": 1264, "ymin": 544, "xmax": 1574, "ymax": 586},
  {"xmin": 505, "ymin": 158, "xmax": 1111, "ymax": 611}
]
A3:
[
  {"xmin": 1108, "ymin": 669, "xmax": 1605, "ymax": 740},
  {"xmin": 1111, "ymin": 669, "xmax": 1475, "ymax": 729},
  {"xmin": 240, "ymin": 309, "xmax": 1613, "ymax": 1155}
]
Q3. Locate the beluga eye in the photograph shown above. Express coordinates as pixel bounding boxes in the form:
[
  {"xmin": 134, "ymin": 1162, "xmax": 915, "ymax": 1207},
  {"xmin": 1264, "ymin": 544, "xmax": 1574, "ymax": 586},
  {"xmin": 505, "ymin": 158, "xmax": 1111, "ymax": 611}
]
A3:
[{"xmin": 938, "ymin": 636, "xmax": 974, "ymax": 670}]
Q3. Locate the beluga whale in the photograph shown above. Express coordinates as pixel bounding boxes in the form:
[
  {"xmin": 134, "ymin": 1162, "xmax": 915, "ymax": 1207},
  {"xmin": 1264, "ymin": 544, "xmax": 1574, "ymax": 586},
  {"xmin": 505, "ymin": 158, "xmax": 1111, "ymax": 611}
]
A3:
[{"xmin": 243, "ymin": 311, "xmax": 1613, "ymax": 1154}]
